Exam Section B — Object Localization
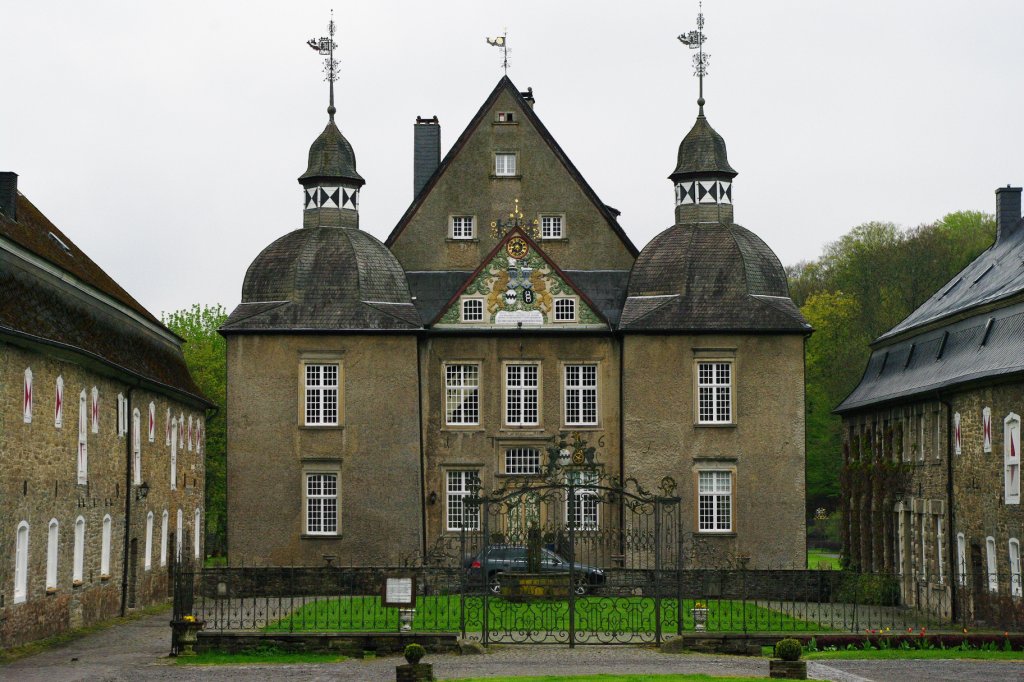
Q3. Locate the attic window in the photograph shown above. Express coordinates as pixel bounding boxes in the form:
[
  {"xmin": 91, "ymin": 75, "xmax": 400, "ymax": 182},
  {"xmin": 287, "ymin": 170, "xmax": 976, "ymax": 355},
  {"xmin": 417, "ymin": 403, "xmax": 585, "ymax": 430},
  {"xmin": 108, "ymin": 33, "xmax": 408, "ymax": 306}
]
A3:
[
  {"xmin": 980, "ymin": 317, "xmax": 995, "ymax": 346},
  {"xmin": 496, "ymin": 111, "xmax": 515, "ymax": 123},
  {"xmin": 877, "ymin": 351, "xmax": 889, "ymax": 376},
  {"xmin": 971, "ymin": 264, "xmax": 994, "ymax": 286},
  {"xmin": 936, "ymin": 330, "xmax": 949, "ymax": 360},
  {"xmin": 48, "ymin": 232, "xmax": 72, "ymax": 256},
  {"xmin": 904, "ymin": 343, "xmax": 915, "ymax": 368},
  {"xmin": 940, "ymin": 277, "xmax": 962, "ymax": 298}
]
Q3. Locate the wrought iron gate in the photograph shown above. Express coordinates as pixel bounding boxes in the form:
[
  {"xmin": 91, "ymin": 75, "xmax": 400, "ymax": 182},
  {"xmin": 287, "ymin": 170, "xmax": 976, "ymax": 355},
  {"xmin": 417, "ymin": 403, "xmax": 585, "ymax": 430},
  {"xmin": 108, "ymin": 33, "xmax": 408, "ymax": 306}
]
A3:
[{"xmin": 457, "ymin": 468, "xmax": 681, "ymax": 645}]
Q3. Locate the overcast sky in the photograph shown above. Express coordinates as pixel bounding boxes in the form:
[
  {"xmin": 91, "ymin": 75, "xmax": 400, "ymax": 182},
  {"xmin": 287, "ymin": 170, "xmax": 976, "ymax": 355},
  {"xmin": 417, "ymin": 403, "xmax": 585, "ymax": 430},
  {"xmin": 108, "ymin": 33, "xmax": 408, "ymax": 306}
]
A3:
[{"xmin": 3, "ymin": 1, "xmax": 1022, "ymax": 319}]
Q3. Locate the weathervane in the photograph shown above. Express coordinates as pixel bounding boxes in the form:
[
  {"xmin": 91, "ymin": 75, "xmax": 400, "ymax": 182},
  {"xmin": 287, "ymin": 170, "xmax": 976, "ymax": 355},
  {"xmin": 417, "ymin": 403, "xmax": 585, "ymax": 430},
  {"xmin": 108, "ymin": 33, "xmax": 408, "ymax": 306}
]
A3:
[
  {"xmin": 486, "ymin": 30, "xmax": 510, "ymax": 74},
  {"xmin": 677, "ymin": 0, "xmax": 709, "ymax": 114},
  {"xmin": 307, "ymin": 10, "xmax": 339, "ymax": 121},
  {"xmin": 490, "ymin": 198, "xmax": 540, "ymax": 240}
]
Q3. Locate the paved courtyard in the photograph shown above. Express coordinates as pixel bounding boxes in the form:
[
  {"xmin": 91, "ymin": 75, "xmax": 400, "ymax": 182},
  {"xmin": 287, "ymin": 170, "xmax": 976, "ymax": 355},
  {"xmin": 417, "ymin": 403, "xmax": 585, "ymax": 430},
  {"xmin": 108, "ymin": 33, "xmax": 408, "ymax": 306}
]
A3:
[{"xmin": 1, "ymin": 611, "xmax": 1021, "ymax": 682}]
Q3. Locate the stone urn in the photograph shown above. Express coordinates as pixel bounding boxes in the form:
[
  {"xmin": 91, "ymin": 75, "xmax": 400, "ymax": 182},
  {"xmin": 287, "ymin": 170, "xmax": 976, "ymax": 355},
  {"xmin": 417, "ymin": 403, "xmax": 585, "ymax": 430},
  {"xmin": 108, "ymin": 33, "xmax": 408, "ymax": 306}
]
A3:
[
  {"xmin": 691, "ymin": 606, "xmax": 708, "ymax": 631},
  {"xmin": 171, "ymin": 618, "xmax": 204, "ymax": 656}
]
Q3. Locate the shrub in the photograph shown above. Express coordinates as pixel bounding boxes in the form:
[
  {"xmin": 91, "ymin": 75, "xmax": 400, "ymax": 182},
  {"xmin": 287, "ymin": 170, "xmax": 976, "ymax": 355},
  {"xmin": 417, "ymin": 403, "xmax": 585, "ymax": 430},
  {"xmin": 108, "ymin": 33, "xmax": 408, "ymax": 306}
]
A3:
[
  {"xmin": 403, "ymin": 643, "xmax": 425, "ymax": 665},
  {"xmin": 834, "ymin": 572, "xmax": 900, "ymax": 605},
  {"xmin": 775, "ymin": 638, "xmax": 802, "ymax": 661}
]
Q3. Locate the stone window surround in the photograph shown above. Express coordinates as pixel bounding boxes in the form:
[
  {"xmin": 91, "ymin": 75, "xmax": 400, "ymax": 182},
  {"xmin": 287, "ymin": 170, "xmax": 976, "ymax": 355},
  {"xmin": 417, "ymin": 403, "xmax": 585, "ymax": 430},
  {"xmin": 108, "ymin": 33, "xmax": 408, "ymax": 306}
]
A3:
[
  {"xmin": 100, "ymin": 514, "xmax": 112, "ymax": 579},
  {"xmin": 694, "ymin": 465, "xmax": 735, "ymax": 534},
  {"xmin": 144, "ymin": 512, "xmax": 154, "ymax": 571},
  {"xmin": 442, "ymin": 360, "xmax": 483, "ymax": 430},
  {"xmin": 14, "ymin": 521, "xmax": 29, "ymax": 603},
  {"xmin": 502, "ymin": 444, "xmax": 542, "ymax": 476},
  {"xmin": 561, "ymin": 361, "xmax": 600, "ymax": 429},
  {"xmin": 692, "ymin": 348, "xmax": 736, "ymax": 427},
  {"xmin": 986, "ymin": 536, "xmax": 999, "ymax": 593},
  {"xmin": 444, "ymin": 467, "xmax": 482, "ymax": 533},
  {"xmin": 72, "ymin": 516, "xmax": 85, "ymax": 585},
  {"xmin": 160, "ymin": 510, "xmax": 169, "ymax": 567},
  {"xmin": 297, "ymin": 352, "xmax": 345, "ymax": 429},
  {"xmin": 46, "ymin": 518, "xmax": 59, "ymax": 590},
  {"xmin": 1009, "ymin": 537, "xmax": 1022, "ymax": 598},
  {"xmin": 492, "ymin": 151, "xmax": 520, "ymax": 179},
  {"xmin": 503, "ymin": 360, "xmax": 542, "ymax": 430},
  {"xmin": 302, "ymin": 458, "xmax": 342, "ymax": 539}
]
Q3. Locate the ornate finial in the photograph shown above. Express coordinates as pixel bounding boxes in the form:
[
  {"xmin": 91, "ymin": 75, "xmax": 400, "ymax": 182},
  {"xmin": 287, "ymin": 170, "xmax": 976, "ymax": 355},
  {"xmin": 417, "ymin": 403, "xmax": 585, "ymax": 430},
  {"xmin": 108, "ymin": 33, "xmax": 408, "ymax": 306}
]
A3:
[
  {"xmin": 490, "ymin": 197, "xmax": 540, "ymax": 240},
  {"xmin": 307, "ymin": 10, "xmax": 339, "ymax": 121},
  {"xmin": 486, "ymin": 29, "xmax": 510, "ymax": 75},
  {"xmin": 678, "ymin": 0, "xmax": 709, "ymax": 115}
]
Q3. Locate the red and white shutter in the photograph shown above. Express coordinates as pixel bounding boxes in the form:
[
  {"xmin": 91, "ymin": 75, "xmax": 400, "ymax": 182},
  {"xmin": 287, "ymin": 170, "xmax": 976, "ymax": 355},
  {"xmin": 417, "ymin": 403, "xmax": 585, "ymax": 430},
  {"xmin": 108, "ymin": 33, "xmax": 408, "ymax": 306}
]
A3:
[
  {"xmin": 54, "ymin": 376, "xmax": 64, "ymax": 428},
  {"xmin": 91, "ymin": 387, "xmax": 99, "ymax": 433},
  {"xmin": 178, "ymin": 412, "xmax": 184, "ymax": 444},
  {"xmin": 187, "ymin": 415, "xmax": 193, "ymax": 452},
  {"xmin": 148, "ymin": 402, "xmax": 156, "ymax": 442},
  {"xmin": 953, "ymin": 412, "xmax": 962, "ymax": 455},
  {"xmin": 1006, "ymin": 413, "xmax": 1021, "ymax": 505},
  {"xmin": 165, "ymin": 408, "xmax": 171, "ymax": 445},
  {"xmin": 78, "ymin": 390, "xmax": 88, "ymax": 484},
  {"xmin": 23, "ymin": 368, "xmax": 33, "ymax": 423},
  {"xmin": 983, "ymin": 407, "xmax": 992, "ymax": 453}
]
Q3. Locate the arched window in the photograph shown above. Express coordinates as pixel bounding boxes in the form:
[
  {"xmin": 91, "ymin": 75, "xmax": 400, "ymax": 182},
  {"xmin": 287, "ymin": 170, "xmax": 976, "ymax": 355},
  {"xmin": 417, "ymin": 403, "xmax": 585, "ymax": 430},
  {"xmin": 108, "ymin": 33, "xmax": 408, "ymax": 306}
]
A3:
[
  {"xmin": 132, "ymin": 408, "xmax": 142, "ymax": 486},
  {"xmin": 986, "ymin": 536, "xmax": 999, "ymax": 593},
  {"xmin": 14, "ymin": 521, "xmax": 30, "ymax": 602},
  {"xmin": 193, "ymin": 508, "xmax": 201, "ymax": 560},
  {"xmin": 956, "ymin": 532, "xmax": 967, "ymax": 586},
  {"xmin": 73, "ymin": 517, "xmax": 85, "ymax": 584},
  {"xmin": 54, "ymin": 375, "xmax": 64, "ymax": 428},
  {"xmin": 170, "ymin": 418, "xmax": 178, "ymax": 491},
  {"xmin": 101, "ymin": 515, "xmax": 112, "ymax": 577},
  {"xmin": 46, "ymin": 519, "xmax": 59, "ymax": 590},
  {"xmin": 160, "ymin": 511, "xmax": 168, "ymax": 566},
  {"xmin": 1010, "ymin": 538, "xmax": 1022, "ymax": 599},
  {"xmin": 176, "ymin": 509, "xmax": 183, "ymax": 561},
  {"xmin": 77, "ymin": 390, "xmax": 88, "ymax": 484},
  {"xmin": 148, "ymin": 401, "xmax": 156, "ymax": 442},
  {"xmin": 145, "ymin": 512, "xmax": 154, "ymax": 571}
]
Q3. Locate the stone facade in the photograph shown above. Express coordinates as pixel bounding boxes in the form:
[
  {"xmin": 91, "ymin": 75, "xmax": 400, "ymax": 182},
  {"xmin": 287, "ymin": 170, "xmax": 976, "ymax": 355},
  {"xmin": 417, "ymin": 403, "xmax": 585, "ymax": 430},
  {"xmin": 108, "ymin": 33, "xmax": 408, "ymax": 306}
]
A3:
[{"xmin": 0, "ymin": 180, "xmax": 209, "ymax": 648}]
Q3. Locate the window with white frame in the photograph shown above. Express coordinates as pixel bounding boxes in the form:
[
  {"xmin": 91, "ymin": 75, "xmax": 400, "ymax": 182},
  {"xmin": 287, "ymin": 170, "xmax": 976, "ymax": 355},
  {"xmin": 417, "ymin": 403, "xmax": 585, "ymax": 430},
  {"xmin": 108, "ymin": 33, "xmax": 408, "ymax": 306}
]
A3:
[
  {"xmin": 1005, "ymin": 413, "xmax": 1020, "ymax": 505},
  {"xmin": 305, "ymin": 364, "xmax": 339, "ymax": 426},
  {"xmin": 698, "ymin": 470, "xmax": 732, "ymax": 532},
  {"xmin": 144, "ymin": 512, "xmax": 153, "ymax": 571},
  {"xmin": 554, "ymin": 297, "xmax": 576, "ymax": 322},
  {"xmin": 956, "ymin": 532, "xmax": 967, "ymax": 586},
  {"xmin": 446, "ymin": 470, "xmax": 480, "ymax": 531},
  {"xmin": 73, "ymin": 516, "xmax": 85, "ymax": 584},
  {"xmin": 101, "ymin": 515, "xmax": 112, "ymax": 577},
  {"xmin": 176, "ymin": 510, "xmax": 183, "ymax": 561},
  {"xmin": 494, "ymin": 152, "xmax": 517, "ymax": 176},
  {"xmin": 697, "ymin": 362, "xmax": 732, "ymax": 424},
  {"xmin": 461, "ymin": 299, "xmax": 484, "ymax": 322},
  {"xmin": 117, "ymin": 393, "xmax": 127, "ymax": 437},
  {"xmin": 194, "ymin": 509, "xmax": 201, "ymax": 559},
  {"xmin": 567, "ymin": 470, "xmax": 599, "ymax": 530},
  {"xmin": 1009, "ymin": 538, "xmax": 1022, "ymax": 598},
  {"xmin": 160, "ymin": 510, "xmax": 168, "ymax": 566},
  {"xmin": 506, "ymin": 364, "xmax": 539, "ymax": 426},
  {"xmin": 15, "ymin": 521, "xmax": 29, "ymax": 603},
  {"xmin": 504, "ymin": 447, "xmax": 541, "ymax": 475},
  {"xmin": 451, "ymin": 215, "xmax": 475, "ymax": 239},
  {"xmin": 445, "ymin": 364, "xmax": 479, "ymax": 425},
  {"xmin": 132, "ymin": 408, "xmax": 141, "ymax": 486},
  {"xmin": 541, "ymin": 214, "xmax": 563, "ymax": 239},
  {"xmin": 46, "ymin": 519, "xmax": 59, "ymax": 590},
  {"xmin": 77, "ymin": 390, "xmax": 88, "ymax": 484},
  {"xmin": 564, "ymin": 364, "xmax": 597, "ymax": 426},
  {"xmin": 305, "ymin": 474, "xmax": 338, "ymax": 535},
  {"xmin": 986, "ymin": 536, "xmax": 999, "ymax": 593}
]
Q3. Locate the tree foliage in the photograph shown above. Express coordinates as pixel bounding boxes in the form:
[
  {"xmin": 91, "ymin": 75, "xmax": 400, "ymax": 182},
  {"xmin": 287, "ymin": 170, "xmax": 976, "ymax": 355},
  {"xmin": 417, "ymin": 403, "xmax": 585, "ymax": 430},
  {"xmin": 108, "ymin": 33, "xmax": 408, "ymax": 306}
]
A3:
[
  {"xmin": 793, "ymin": 211, "xmax": 995, "ymax": 516},
  {"xmin": 164, "ymin": 303, "xmax": 227, "ymax": 556}
]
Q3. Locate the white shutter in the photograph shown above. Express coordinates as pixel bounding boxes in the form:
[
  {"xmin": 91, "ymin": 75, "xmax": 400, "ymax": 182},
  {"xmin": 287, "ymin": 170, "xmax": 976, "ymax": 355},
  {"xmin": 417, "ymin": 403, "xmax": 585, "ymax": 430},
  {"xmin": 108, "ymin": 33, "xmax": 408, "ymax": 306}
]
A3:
[
  {"xmin": 78, "ymin": 390, "xmax": 88, "ymax": 484},
  {"xmin": 24, "ymin": 368, "xmax": 33, "ymax": 423},
  {"xmin": 953, "ymin": 412, "xmax": 961, "ymax": 455},
  {"xmin": 1006, "ymin": 413, "xmax": 1021, "ymax": 505},
  {"xmin": 983, "ymin": 407, "xmax": 992, "ymax": 453},
  {"xmin": 91, "ymin": 387, "xmax": 99, "ymax": 433},
  {"xmin": 148, "ymin": 402, "xmax": 156, "ymax": 442},
  {"xmin": 166, "ymin": 408, "xmax": 171, "ymax": 445},
  {"xmin": 187, "ymin": 415, "xmax": 193, "ymax": 452},
  {"xmin": 54, "ymin": 376, "xmax": 64, "ymax": 428}
]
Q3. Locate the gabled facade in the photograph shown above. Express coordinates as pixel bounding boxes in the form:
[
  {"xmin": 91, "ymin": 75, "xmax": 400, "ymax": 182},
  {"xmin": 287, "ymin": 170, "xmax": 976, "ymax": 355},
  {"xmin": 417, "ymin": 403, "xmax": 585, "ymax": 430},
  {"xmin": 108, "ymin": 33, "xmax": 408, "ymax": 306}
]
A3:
[
  {"xmin": 837, "ymin": 186, "xmax": 1024, "ymax": 621},
  {"xmin": 225, "ymin": 74, "xmax": 809, "ymax": 570},
  {"xmin": 0, "ymin": 173, "xmax": 211, "ymax": 647}
]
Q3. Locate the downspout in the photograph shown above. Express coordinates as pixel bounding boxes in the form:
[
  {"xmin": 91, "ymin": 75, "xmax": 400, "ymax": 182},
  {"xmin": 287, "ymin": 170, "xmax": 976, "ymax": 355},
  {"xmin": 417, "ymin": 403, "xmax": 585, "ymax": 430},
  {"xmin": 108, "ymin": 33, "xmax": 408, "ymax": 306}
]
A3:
[{"xmin": 119, "ymin": 383, "xmax": 138, "ymax": 616}]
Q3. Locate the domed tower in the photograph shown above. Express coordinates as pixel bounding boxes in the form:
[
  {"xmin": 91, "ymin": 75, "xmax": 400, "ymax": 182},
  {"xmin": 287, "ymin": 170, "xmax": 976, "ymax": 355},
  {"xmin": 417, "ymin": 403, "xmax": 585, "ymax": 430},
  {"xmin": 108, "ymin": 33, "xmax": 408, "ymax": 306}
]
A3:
[
  {"xmin": 221, "ymin": 15, "xmax": 422, "ymax": 567},
  {"xmin": 619, "ymin": 7, "xmax": 809, "ymax": 571}
]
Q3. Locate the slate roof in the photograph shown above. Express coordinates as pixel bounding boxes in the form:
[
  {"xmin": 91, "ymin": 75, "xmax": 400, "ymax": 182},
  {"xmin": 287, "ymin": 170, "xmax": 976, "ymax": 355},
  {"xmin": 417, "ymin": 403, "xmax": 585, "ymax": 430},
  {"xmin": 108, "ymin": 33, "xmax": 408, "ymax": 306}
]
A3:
[
  {"xmin": 670, "ymin": 113, "xmax": 738, "ymax": 182},
  {"xmin": 836, "ymin": 300, "xmax": 1024, "ymax": 413},
  {"xmin": 385, "ymin": 76, "xmax": 639, "ymax": 258},
  {"xmin": 620, "ymin": 222, "xmax": 809, "ymax": 333},
  {"xmin": 407, "ymin": 271, "xmax": 473, "ymax": 323},
  {"xmin": 298, "ymin": 119, "xmax": 365, "ymax": 188},
  {"xmin": 222, "ymin": 226, "xmax": 420, "ymax": 332},
  {"xmin": 0, "ymin": 194, "xmax": 210, "ymax": 406}
]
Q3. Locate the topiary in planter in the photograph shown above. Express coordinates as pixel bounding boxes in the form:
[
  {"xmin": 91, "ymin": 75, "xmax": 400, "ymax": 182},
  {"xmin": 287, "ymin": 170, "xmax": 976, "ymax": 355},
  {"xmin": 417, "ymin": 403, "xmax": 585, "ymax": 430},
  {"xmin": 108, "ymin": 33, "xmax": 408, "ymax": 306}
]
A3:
[
  {"xmin": 774, "ymin": 638, "xmax": 802, "ymax": 661},
  {"xmin": 404, "ymin": 643, "xmax": 426, "ymax": 665}
]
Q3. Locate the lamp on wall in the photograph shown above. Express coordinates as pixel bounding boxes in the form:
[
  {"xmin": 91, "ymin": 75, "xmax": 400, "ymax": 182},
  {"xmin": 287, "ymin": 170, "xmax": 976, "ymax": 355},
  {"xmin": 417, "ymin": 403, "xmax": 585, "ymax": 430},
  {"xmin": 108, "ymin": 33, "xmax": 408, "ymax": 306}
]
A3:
[
  {"xmin": 428, "ymin": 491, "xmax": 438, "ymax": 505},
  {"xmin": 135, "ymin": 481, "xmax": 149, "ymax": 501}
]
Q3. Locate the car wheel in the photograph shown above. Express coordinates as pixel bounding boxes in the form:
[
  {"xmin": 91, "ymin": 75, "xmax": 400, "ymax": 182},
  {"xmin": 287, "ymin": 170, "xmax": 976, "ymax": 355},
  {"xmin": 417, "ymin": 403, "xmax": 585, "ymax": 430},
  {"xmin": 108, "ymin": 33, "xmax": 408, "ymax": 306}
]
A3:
[
  {"xmin": 489, "ymin": 574, "xmax": 502, "ymax": 595},
  {"xmin": 573, "ymin": 575, "xmax": 589, "ymax": 596}
]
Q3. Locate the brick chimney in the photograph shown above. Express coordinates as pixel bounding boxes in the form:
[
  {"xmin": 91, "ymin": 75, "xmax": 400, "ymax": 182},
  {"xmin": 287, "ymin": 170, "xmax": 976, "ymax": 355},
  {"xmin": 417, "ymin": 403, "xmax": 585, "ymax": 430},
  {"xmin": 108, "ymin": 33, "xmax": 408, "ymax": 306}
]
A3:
[
  {"xmin": 0, "ymin": 172, "xmax": 17, "ymax": 221},
  {"xmin": 996, "ymin": 185, "xmax": 1022, "ymax": 244},
  {"xmin": 413, "ymin": 116, "xmax": 440, "ymax": 198}
]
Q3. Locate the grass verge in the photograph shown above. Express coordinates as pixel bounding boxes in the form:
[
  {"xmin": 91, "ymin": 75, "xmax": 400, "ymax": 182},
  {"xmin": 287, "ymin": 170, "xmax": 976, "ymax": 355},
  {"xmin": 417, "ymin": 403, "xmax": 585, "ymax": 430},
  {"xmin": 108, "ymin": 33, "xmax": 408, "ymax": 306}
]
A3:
[
  {"xmin": 807, "ymin": 549, "xmax": 840, "ymax": 570},
  {"xmin": 0, "ymin": 601, "xmax": 171, "ymax": 665},
  {"xmin": 442, "ymin": 677, "xmax": 770, "ymax": 682},
  {"xmin": 176, "ymin": 646, "xmax": 348, "ymax": 665},
  {"xmin": 803, "ymin": 648, "xmax": 1024, "ymax": 660}
]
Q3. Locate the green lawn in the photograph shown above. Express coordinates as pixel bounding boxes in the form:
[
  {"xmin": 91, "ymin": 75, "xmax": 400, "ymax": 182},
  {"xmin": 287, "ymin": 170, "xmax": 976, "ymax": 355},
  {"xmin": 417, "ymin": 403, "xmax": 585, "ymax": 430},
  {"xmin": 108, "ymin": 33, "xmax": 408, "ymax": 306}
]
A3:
[
  {"xmin": 177, "ymin": 648, "xmax": 348, "ymax": 665},
  {"xmin": 442, "ymin": 677, "xmax": 768, "ymax": 682},
  {"xmin": 807, "ymin": 549, "xmax": 841, "ymax": 570},
  {"xmin": 265, "ymin": 594, "xmax": 823, "ymax": 634}
]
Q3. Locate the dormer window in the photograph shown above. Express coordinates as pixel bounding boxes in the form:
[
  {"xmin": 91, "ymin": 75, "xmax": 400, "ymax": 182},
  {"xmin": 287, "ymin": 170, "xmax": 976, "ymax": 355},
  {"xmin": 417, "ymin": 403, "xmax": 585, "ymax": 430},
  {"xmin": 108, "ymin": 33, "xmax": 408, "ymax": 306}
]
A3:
[
  {"xmin": 495, "ymin": 153, "xmax": 517, "ymax": 177},
  {"xmin": 497, "ymin": 111, "xmax": 515, "ymax": 123}
]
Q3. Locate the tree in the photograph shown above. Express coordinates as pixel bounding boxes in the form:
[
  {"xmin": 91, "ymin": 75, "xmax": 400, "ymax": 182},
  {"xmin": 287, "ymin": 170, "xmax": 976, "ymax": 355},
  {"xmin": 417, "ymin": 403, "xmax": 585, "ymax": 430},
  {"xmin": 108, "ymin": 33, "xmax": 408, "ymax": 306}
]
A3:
[{"xmin": 164, "ymin": 304, "xmax": 227, "ymax": 557}]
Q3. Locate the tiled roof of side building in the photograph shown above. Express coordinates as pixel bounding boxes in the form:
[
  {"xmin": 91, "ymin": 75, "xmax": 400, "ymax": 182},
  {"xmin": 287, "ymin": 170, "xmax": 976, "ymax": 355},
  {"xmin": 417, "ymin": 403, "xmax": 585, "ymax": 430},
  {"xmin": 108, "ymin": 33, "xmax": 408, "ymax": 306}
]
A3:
[
  {"xmin": 0, "ymin": 195, "xmax": 209, "ymax": 406},
  {"xmin": 836, "ymin": 299, "xmax": 1024, "ymax": 413}
]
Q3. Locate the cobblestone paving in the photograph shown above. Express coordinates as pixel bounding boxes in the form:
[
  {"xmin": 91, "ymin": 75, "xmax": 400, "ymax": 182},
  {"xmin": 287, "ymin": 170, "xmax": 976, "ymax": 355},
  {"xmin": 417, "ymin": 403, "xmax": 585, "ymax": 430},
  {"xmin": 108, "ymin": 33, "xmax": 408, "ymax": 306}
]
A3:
[{"xmin": 2, "ymin": 611, "xmax": 1021, "ymax": 682}]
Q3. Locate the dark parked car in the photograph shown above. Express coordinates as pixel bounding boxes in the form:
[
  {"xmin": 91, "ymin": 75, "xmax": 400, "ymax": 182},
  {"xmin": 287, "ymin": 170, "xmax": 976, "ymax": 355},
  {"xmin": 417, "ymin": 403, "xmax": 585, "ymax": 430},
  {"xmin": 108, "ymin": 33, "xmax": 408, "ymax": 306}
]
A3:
[{"xmin": 465, "ymin": 545, "xmax": 605, "ymax": 595}]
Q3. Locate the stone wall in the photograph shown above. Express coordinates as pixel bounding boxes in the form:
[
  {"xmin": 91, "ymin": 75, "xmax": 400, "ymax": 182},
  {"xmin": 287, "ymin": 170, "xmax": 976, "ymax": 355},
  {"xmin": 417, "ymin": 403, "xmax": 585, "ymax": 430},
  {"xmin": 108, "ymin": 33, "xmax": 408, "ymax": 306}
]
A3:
[{"xmin": 0, "ymin": 342, "xmax": 205, "ymax": 648}]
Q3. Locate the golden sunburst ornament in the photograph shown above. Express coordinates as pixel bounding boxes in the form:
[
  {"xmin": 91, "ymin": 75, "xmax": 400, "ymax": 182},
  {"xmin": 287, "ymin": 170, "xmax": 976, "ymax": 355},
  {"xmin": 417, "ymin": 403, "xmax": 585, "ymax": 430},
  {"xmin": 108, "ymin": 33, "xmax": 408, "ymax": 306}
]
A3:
[{"xmin": 490, "ymin": 198, "xmax": 540, "ymax": 240}]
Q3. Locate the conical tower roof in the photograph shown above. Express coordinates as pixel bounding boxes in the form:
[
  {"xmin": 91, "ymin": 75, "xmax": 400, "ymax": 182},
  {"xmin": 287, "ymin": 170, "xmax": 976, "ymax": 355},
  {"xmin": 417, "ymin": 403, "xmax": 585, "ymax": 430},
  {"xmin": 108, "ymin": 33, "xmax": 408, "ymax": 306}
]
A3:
[
  {"xmin": 669, "ymin": 111, "xmax": 737, "ymax": 182},
  {"xmin": 298, "ymin": 118, "xmax": 365, "ymax": 187}
]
